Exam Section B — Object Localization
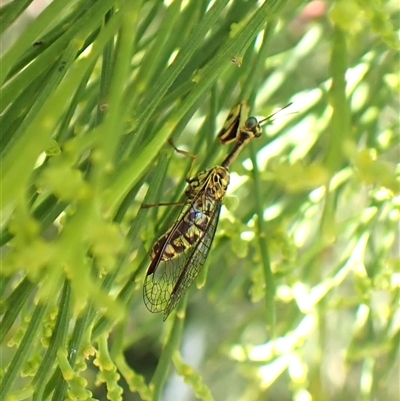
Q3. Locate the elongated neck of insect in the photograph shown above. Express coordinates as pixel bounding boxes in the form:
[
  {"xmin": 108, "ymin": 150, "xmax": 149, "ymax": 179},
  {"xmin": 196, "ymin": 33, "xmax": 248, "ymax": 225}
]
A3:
[{"xmin": 221, "ymin": 137, "xmax": 251, "ymax": 168}]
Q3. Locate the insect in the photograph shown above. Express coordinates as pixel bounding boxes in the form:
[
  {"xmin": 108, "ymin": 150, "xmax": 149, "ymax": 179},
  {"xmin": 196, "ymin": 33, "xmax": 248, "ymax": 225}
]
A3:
[{"xmin": 143, "ymin": 101, "xmax": 289, "ymax": 320}]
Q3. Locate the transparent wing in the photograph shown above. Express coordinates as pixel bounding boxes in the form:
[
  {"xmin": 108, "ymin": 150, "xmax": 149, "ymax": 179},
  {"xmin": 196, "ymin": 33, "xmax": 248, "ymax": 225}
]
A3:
[{"xmin": 143, "ymin": 198, "xmax": 221, "ymax": 320}]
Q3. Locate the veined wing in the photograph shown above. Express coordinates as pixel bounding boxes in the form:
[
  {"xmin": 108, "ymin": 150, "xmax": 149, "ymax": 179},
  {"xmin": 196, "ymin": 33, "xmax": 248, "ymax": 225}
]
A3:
[{"xmin": 143, "ymin": 193, "xmax": 222, "ymax": 320}]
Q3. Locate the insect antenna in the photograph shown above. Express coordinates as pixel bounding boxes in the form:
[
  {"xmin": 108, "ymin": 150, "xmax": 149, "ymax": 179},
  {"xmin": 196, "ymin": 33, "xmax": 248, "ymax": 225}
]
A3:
[
  {"xmin": 258, "ymin": 102, "xmax": 294, "ymax": 127},
  {"xmin": 221, "ymin": 102, "xmax": 294, "ymax": 169}
]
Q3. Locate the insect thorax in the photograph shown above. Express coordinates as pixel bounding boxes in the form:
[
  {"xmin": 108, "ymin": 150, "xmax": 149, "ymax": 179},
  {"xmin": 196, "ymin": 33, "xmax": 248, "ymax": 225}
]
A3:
[{"xmin": 186, "ymin": 166, "xmax": 230, "ymax": 201}]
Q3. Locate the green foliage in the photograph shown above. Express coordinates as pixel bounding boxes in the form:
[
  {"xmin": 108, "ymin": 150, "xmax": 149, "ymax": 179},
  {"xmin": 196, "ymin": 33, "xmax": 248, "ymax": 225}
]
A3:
[{"xmin": 1, "ymin": 0, "xmax": 399, "ymax": 400}]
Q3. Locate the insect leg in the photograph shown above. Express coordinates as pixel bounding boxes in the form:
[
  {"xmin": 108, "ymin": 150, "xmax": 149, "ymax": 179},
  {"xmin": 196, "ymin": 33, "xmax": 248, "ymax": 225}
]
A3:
[
  {"xmin": 167, "ymin": 138, "xmax": 198, "ymax": 180},
  {"xmin": 141, "ymin": 201, "xmax": 186, "ymax": 209}
]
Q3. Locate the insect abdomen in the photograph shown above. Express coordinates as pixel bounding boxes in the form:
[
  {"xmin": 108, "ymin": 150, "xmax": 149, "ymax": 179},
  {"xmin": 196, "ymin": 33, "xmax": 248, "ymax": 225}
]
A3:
[{"xmin": 151, "ymin": 204, "xmax": 215, "ymax": 264}]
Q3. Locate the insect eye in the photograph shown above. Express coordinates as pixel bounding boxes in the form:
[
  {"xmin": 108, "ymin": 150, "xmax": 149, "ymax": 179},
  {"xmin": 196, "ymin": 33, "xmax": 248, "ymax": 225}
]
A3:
[{"xmin": 245, "ymin": 117, "xmax": 258, "ymax": 129}]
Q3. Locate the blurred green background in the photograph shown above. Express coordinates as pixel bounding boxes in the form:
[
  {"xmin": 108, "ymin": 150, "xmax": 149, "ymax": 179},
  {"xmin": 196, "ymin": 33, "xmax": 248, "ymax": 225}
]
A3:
[{"xmin": 1, "ymin": 1, "xmax": 399, "ymax": 400}]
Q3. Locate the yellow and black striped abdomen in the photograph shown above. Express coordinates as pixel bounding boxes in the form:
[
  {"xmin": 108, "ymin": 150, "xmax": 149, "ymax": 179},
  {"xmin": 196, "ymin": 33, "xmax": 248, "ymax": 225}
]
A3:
[{"xmin": 143, "ymin": 166, "xmax": 229, "ymax": 319}]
